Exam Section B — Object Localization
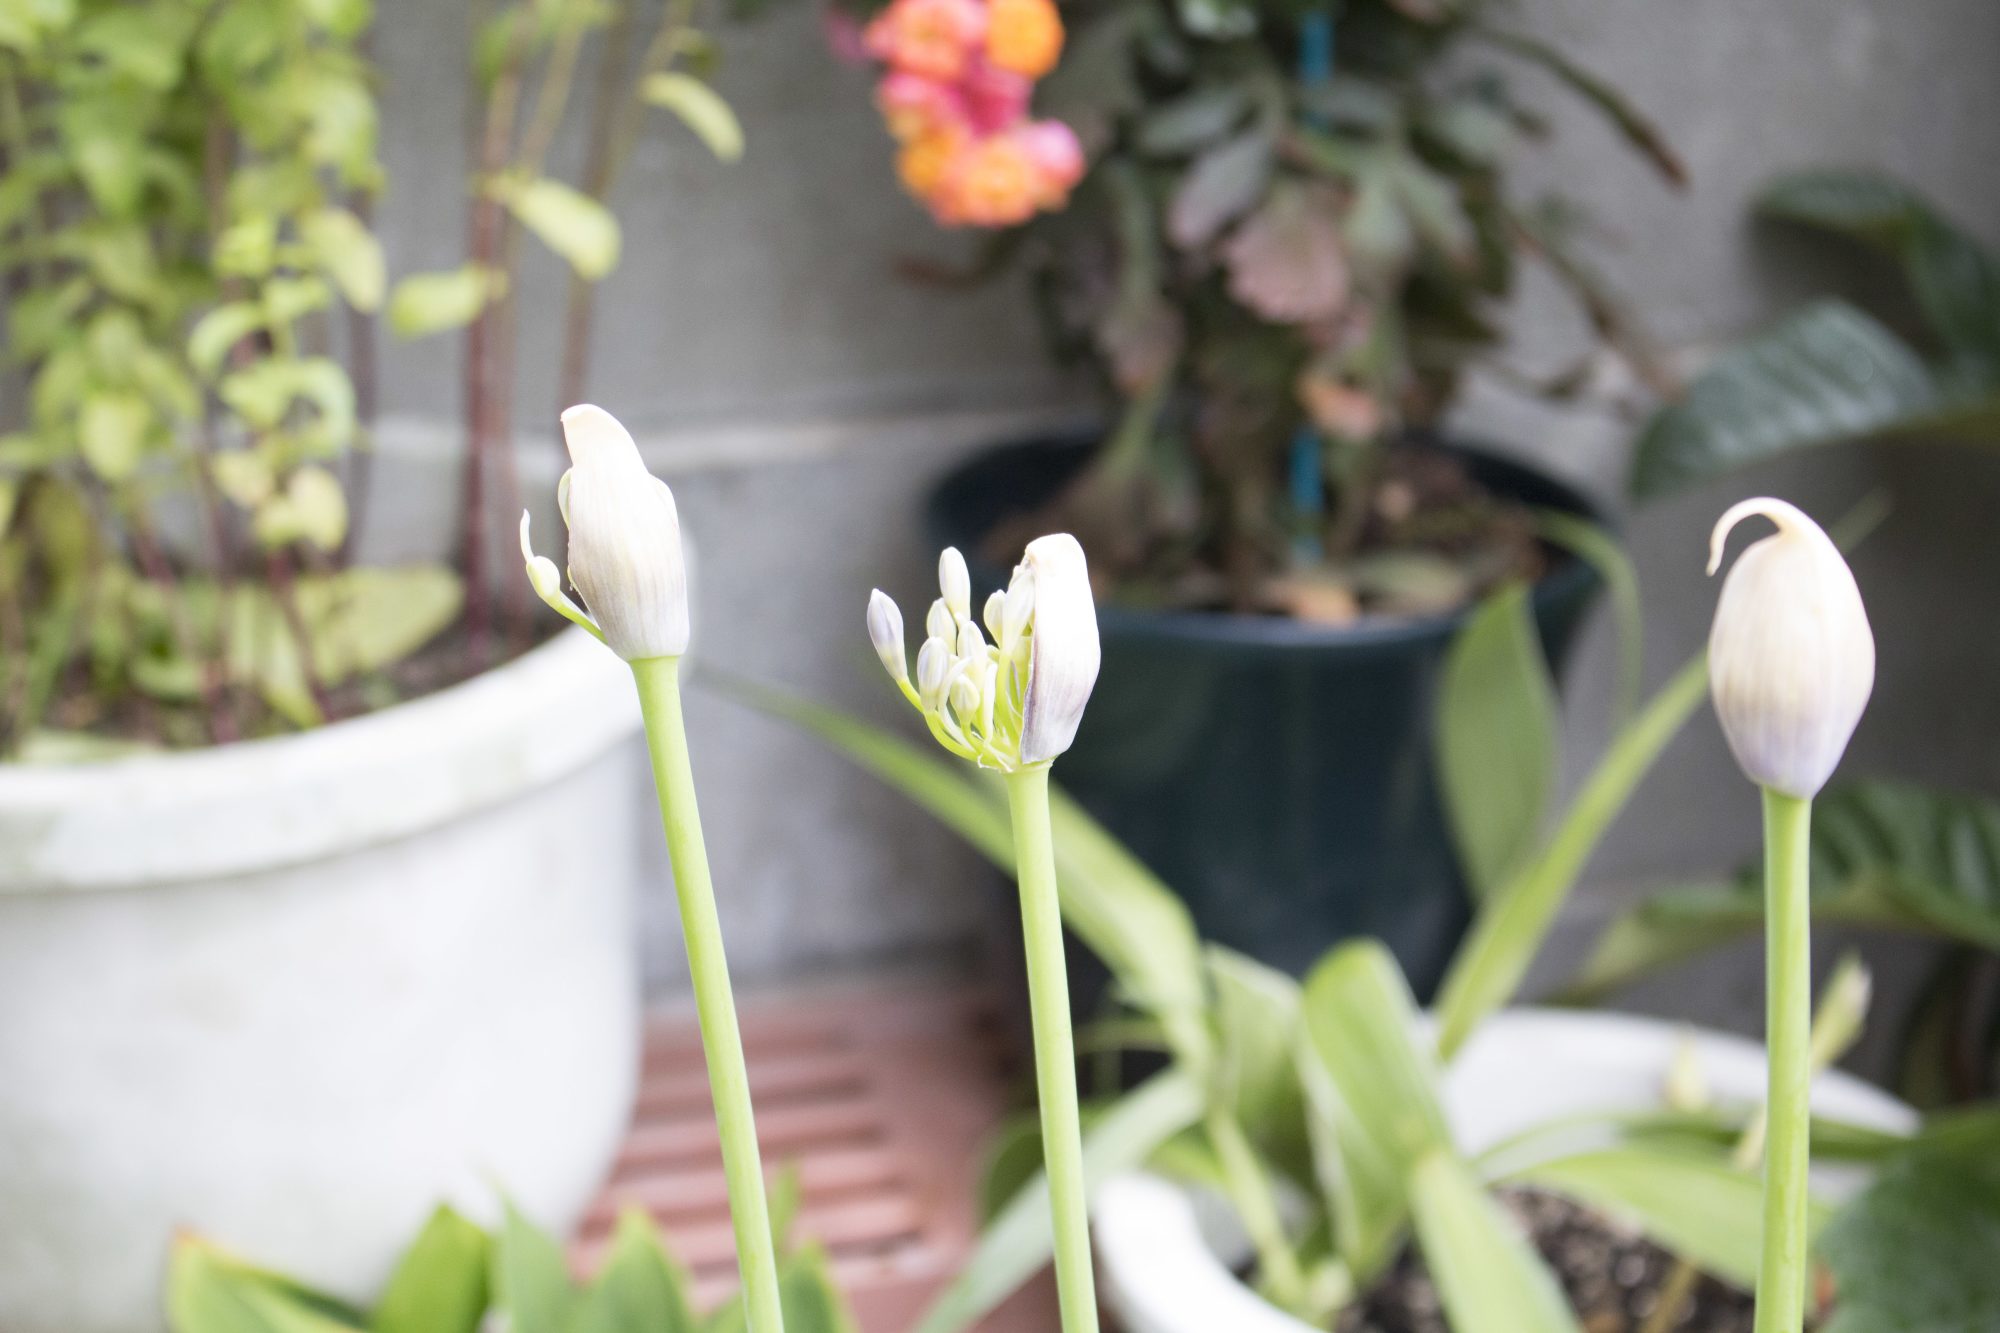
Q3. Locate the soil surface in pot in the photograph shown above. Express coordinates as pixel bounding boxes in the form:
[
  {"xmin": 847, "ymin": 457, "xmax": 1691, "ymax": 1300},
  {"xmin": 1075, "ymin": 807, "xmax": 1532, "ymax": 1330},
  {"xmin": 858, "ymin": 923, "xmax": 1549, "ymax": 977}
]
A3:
[
  {"xmin": 1333, "ymin": 1189, "xmax": 1761, "ymax": 1333},
  {"xmin": 989, "ymin": 444, "xmax": 1550, "ymax": 624}
]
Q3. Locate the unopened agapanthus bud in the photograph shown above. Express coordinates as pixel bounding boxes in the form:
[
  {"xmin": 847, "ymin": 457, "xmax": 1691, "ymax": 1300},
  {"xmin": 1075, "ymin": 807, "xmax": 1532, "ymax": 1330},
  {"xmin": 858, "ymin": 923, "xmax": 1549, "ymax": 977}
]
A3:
[
  {"xmin": 983, "ymin": 589, "xmax": 1006, "ymax": 638},
  {"xmin": 868, "ymin": 589, "xmax": 908, "ymax": 683},
  {"xmin": 556, "ymin": 404, "xmax": 690, "ymax": 661},
  {"xmin": 940, "ymin": 546, "xmax": 971, "ymax": 619},
  {"xmin": 916, "ymin": 636, "xmax": 951, "ymax": 710},
  {"xmin": 1000, "ymin": 565, "xmax": 1034, "ymax": 648},
  {"xmin": 1018, "ymin": 533, "xmax": 1101, "ymax": 765},
  {"xmin": 926, "ymin": 597, "xmax": 955, "ymax": 643},
  {"xmin": 1707, "ymin": 498, "xmax": 1874, "ymax": 799}
]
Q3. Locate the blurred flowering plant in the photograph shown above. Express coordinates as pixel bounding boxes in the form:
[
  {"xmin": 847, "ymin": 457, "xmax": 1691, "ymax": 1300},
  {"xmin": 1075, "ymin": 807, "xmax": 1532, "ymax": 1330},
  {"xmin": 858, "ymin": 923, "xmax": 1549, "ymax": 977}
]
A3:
[
  {"xmin": 856, "ymin": 0, "xmax": 1085, "ymax": 225},
  {"xmin": 837, "ymin": 0, "xmax": 1681, "ymax": 614}
]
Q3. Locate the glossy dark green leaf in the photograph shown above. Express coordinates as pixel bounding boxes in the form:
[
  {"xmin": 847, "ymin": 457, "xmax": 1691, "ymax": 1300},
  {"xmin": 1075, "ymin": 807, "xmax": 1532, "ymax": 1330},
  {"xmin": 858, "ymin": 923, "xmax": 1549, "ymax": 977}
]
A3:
[
  {"xmin": 1629, "ymin": 300, "xmax": 1989, "ymax": 499},
  {"xmin": 371, "ymin": 1206, "xmax": 489, "ymax": 1333},
  {"xmin": 1435, "ymin": 583, "xmax": 1559, "ymax": 903},
  {"xmin": 1819, "ymin": 1113, "xmax": 2000, "ymax": 1333},
  {"xmin": 1564, "ymin": 780, "xmax": 2000, "ymax": 1000},
  {"xmin": 1758, "ymin": 169, "xmax": 2000, "ymax": 365}
]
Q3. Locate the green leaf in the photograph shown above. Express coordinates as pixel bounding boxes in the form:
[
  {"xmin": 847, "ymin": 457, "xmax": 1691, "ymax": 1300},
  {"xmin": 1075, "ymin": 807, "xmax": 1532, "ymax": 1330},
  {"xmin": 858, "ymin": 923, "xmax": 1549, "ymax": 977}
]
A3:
[
  {"xmin": 1757, "ymin": 169, "xmax": 2000, "ymax": 366},
  {"xmin": 1533, "ymin": 511, "xmax": 1641, "ymax": 726},
  {"xmin": 1435, "ymin": 583, "xmax": 1559, "ymax": 903},
  {"xmin": 371, "ymin": 1206, "xmax": 490, "ymax": 1333},
  {"xmin": 1408, "ymin": 1151, "xmax": 1584, "ymax": 1333},
  {"xmin": 1819, "ymin": 1114, "xmax": 2000, "ymax": 1333},
  {"xmin": 1135, "ymin": 85, "xmax": 1251, "ymax": 157},
  {"xmin": 643, "ymin": 73, "xmax": 744, "ymax": 162},
  {"xmin": 705, "ymin": 1245, "xmax": 859, "ymax": 1333},
  {"xmin": 254, "ymin": 465, "xmax": 349, "ymax": 553},
  {"xmin": 78, "ymin": 389, "xmax": 153, "ymax": 481},
  {"xmin": 1206, "ymin": 945, "xmax": 1307, "ymax": 1167},
  {"xmin": 301, "ymin": 209, "xmax": 386, "ymax": 313},
  {"xmin": 166, "ymin": 1237, "xmax": 365, "ymax": 1333},
  {"xmin": 189, "ymin": 302, "xmax": 269, "ymax": 378},
  {"xmin": 491, "ymin": 1200, "xmax": 578, "ymax": 1333},
  {"xmin": 913, "ymin": 1070, "xmax": 1205, "ymax": 1333},
  {"xmin": 493, "ymin": 176, "xmax": 622, "ymax": 281},
  {"xmin": 1473, "ymin": 26, "xmax": 1685, "ymax": 186},
  {"xmin": 297, "ymin": 565, "xmax": 462, "ymax": 683},
  {"xmin": 388, "ymin": 266, "xmax": 505, "ymax": 338},
  {"xmin": 1629, "ymin": 301, "xmax": 1977, "ymax": 499},
  {"xmin": 1515, "ymin": 1146, "xmax": 1789, "ymax": 1290},
  {"xmin": 1435, "ymin": 654, "xmax": 1709, "ymax": 1057},
  {"xmin": 1167, "ymin": 128, "xmax": 1273, "ymax": 250},
  {"xmin": 1300, "ymin": 940, "xmax": 1450, "ymax": 1280},
  {"xmin": 571, "ymin": 1210, "xmax": 697, "ymax": 1333}
]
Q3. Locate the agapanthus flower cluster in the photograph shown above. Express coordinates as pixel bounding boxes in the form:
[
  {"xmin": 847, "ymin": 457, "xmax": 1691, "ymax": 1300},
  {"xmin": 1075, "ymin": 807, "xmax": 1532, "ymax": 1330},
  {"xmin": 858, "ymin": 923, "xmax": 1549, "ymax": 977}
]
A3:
[
  {"xmin": 868, "ymin": 537, "xmax": 1100, "ymax": 771},
  {"xmin": 860, "ymin": 0, "xmax": 1085, "ymax": 227}
]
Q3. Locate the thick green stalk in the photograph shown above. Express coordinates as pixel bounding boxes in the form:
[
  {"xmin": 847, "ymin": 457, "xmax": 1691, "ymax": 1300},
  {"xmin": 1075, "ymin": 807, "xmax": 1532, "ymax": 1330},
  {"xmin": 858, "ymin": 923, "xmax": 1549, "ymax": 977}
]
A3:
[
  {"xmin": 1004, "ymin": 765, "xmax": 1100, "ymax": 1333},
  {"xmin": 631, "ymin": 657, "xmax": 784, "ymax": 1333},
  {"xmin": 1755, "ymin": 789, "xmax": 1813, "ymax": 1333}
]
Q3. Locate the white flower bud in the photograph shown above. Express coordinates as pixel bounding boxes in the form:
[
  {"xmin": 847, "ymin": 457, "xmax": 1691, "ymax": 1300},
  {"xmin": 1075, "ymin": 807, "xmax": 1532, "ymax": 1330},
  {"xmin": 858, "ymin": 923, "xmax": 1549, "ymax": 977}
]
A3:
[
  {"xmin": 558, "ymin": 404, "xmax": 690, "ymax": 661},
  {"xmin": 1018, "ymin": 533, "xmax": 1101, "ymax": 765},
  {"xmin": 1001, "ymin": 566, "xmax": 1035, "ymax": 648},
  {"xmin": 868, "ymin": 589, "xmax": 908, "ymax": 684},
  {"xmin": 983, "ymin": 589, "xmax": 1006, "ymax": 638},
  {"xmin": 926, "ymin": 598, "xmax": 955, "ymax": 643},
  {"xmin": 916, "ymin": 637, "xmax": 951, "ymax": 710},
  {"xmin": 939, "ymin": 546, "xmax": 971, "ymax": 619},
  {"xmin": 957, "ymin": 614, "xmax": 986, "ymax": 659},
  {"xmin": 1707, "ymin": 498, "xmax": 1874, "ymax": 799}
]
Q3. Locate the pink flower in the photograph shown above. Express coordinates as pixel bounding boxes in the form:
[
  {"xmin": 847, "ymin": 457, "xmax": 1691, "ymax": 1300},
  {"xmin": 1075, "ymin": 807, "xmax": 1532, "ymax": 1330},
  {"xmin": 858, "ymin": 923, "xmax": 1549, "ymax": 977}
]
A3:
[
  {"xmin": 1017, "ymin": 119, "xmax": 1085, "ymax": 207},
  {"xmin": 863, "ymin": 0, "xmax": 988, "ymax": 82},
  {"xmin": 959, "ymin": 55, "xmax": 1033, "ymax": 134},
  {"xmin": 876, "ymin": 71, "xmax": 970, "ymax": 141}
]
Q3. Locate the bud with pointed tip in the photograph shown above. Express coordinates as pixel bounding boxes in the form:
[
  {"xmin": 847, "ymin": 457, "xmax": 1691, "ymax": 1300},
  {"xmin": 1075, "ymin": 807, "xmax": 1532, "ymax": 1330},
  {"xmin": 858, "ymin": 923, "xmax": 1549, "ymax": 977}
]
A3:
[
  {"xmin": 916, "ymin": 637, "xmax": 951, "ymax": 710},
  {"xmin": 868, "ymin": 589, "xmax": 908, "ymax": 683},
  {"xmin": 940, "ymin": 546, "xmax": 971, "ymax": 619},
  {"xmin": 539, "ymin": 404, "xmax": 691, "ymax": 661},
  {"xmin": 1017, "ymin": 533, "xmax": 1100, "ymax": 765},
  {"xmin": 983, "ymin": 589, "xmax": 1006, "ymax": 638},
  {"xmin": 1707, "ymin": 498, "xmax": 1874, "ymax": 799},
  {"xmin": 926, "ymin": 597, "xmax": 955, "ymax": 643}
]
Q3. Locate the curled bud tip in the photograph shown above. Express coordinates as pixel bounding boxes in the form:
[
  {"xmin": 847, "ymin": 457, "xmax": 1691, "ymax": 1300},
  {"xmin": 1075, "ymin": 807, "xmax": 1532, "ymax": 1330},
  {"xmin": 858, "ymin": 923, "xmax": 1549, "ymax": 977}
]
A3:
[
  {"xmin": 940, "ymin": 546, "xmax": 971, "ymax": 618},
  {"xmin": 1706, "ymin": 498, "xmax": 1874, "ymax": 799},
  {"xmin": 1018, "ymin": 532, "xmax": 1101, "ymax": 765},
  {"xmin": 867, "ymin": 590, "xmax": 909, "ymax": 683}
]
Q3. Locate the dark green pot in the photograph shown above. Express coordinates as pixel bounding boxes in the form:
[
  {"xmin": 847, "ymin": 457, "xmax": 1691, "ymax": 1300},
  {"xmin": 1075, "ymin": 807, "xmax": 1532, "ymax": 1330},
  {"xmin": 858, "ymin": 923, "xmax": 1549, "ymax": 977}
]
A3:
[{"xmin": 927, "ymin": 434, "xmax": 1606, "ymax": 997}]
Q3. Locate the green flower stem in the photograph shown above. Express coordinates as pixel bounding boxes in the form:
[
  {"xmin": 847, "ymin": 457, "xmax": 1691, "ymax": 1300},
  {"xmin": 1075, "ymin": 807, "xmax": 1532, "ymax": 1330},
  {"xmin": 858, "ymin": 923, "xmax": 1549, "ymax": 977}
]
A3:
[
  {"xmin": 1755, "ymin": 788, "xmax": 1813, "ymax": 1333},
  {"xmin": 1004, "ymin": 764, "xmax": 1100, "ymax": 1333},
  {"xmin": 631, "ymin": 657, "xmax": 784, "ymax": 1333}
]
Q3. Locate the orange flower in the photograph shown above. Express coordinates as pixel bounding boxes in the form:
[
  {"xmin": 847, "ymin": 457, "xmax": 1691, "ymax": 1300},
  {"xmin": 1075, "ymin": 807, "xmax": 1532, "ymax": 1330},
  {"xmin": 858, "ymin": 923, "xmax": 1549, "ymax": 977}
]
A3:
[
  {"xmin": 898, "ymin": 122, "xmax": 973, "ymax": 208},
  {"xmin": 984, "ymin": 0, "xmax": 1064, "ymax": 79},
  {"xmin": 865, "ymin": 0, "xmax": 988, "ymax": 82},
  {"xmin": 938, "ymin": 131, "xmax": 1043, "ymax": 227}
]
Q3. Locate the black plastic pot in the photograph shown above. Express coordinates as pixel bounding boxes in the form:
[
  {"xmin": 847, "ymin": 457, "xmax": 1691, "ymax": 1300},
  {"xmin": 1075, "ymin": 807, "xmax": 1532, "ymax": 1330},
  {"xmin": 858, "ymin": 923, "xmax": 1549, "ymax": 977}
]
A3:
[{"xmin": 928, "ymin": 434, "xmax": 1605, "ymax": 998}]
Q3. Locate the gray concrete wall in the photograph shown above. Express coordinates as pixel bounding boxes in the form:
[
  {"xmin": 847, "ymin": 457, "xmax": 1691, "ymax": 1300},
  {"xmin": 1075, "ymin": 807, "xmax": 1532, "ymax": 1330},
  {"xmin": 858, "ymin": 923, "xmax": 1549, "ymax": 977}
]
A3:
[{"xmin": 364, "ymin": 0, "xmax": 2000, "ymax": 1047}]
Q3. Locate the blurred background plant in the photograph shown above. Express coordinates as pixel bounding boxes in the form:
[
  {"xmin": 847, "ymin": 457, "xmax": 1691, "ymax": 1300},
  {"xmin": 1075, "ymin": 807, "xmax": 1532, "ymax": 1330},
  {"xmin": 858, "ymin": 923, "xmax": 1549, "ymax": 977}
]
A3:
[
  {"xmin": 841, "ymin": 0, "xmax": 1683, "ymax": 618},
  {"xmin": 0, "ymin": 0, "xmax": 740, "ymax": 759}
]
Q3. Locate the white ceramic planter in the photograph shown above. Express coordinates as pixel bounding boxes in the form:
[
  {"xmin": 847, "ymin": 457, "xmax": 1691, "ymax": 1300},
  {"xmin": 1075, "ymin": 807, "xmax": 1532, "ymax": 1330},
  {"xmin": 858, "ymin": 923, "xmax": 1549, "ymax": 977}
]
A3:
[
  {"xmin": 1095, "ymin": 1009, "xmax": 1920, "ymax": 1333},
  {"xmin": 0, "ymin": 627, "xmax": 646, "ymax": 1333}
]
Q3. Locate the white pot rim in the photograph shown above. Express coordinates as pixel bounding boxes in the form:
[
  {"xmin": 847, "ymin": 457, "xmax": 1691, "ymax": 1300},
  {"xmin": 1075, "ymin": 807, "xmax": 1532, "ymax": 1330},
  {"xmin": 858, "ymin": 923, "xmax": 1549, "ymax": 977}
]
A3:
[
  {"xmin": 0, "ymin": 626, "xmax": 639, "ymax": 893},
  {"xmin": 1093, "ymin": 1007, "xmax": 1919, "ymax": 1333}
]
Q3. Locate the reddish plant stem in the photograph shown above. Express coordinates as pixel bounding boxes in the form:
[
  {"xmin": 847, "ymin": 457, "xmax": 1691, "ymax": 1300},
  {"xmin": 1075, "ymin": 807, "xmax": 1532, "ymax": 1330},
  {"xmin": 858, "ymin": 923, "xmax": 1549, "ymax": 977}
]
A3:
[{"xmin": 265, "ymin": 550, "xmax": 335, "ymax": 725}]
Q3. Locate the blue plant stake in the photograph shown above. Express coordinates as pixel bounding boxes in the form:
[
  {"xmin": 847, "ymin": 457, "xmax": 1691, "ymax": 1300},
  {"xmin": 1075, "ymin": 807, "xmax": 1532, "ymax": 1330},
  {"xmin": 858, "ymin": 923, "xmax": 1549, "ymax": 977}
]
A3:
[{"xmin": 1288, "ymin": 9, "xmax": 1337, "ymax": 566}]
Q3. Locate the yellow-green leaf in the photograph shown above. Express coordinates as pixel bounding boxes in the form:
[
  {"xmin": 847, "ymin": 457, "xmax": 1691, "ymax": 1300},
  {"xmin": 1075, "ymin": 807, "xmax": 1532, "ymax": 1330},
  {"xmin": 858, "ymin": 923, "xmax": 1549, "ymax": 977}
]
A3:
[
  {"xmin": 301, "ymin": 208, "xmax": 386, "ymax": 312},
  {"xmin": 494, "ymin": 176, "xmax": 622, "ymax": 281},
  {"xmin": 643, "ymin": 73, "xmax": 744, "ymax": 162},
  {"xmin": 388, "ymin": 266, "xmax": 504, "ymax": 338},
  {"xmin": 79, "ymin": 389, "xmax": 152, "ymax": 480}
]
